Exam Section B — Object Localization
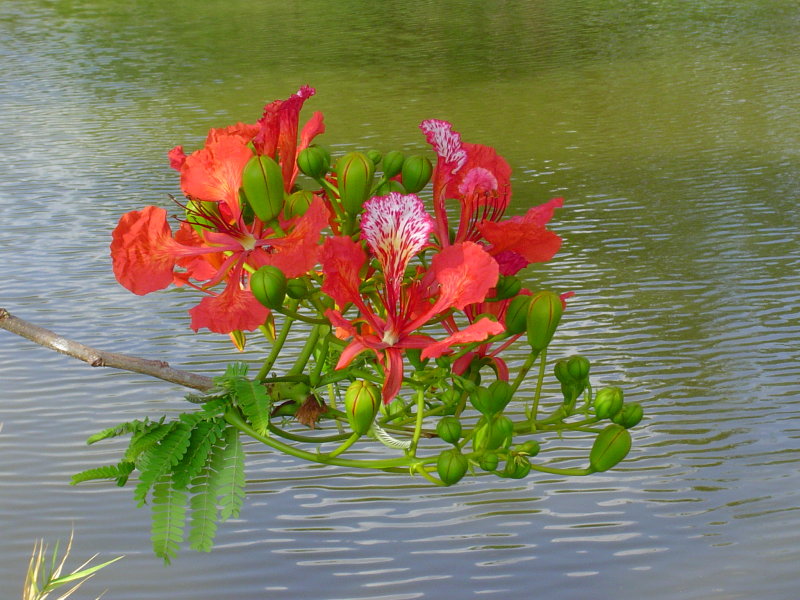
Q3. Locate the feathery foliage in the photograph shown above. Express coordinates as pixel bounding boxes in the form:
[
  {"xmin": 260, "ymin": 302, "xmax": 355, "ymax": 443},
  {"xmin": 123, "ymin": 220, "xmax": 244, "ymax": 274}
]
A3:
[{"xmin": 73, "ymin": 364, "xmax": 270, "ymax": 561}]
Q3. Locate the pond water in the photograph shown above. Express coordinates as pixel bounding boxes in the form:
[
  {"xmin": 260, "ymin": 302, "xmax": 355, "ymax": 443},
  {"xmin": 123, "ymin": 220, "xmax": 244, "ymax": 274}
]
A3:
[{"xmin": 1, "ymin": 1, "xmax": 799, "ymax": 598}]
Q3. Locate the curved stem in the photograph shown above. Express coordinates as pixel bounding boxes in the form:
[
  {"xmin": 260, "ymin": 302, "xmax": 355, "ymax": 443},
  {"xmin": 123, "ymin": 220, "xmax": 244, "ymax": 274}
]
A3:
[
  {"xmin": 225, "ymin": 410, "xmax": 414, "ymax": 470},
  {"xmin": 326, "ymin": 432, "xmax": 360, "ymax": 458},
  {"xmin": 528, "ymin": 349, "xmax": 547, "ymax": 425}
]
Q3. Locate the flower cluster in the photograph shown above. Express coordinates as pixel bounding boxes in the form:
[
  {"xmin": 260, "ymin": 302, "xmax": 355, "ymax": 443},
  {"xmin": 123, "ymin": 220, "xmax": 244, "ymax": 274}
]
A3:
[{"xmin": 108, "ymin": 86, "xmax": 641, "ymax": 490}]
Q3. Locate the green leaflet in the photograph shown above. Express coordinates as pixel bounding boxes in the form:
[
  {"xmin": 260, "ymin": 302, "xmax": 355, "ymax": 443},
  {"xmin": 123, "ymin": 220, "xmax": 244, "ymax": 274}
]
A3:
[
  {"xmin": 233, "ymin": 377, "xmax": 271, "ymax": 436},
  {"xmin": 151, "ymin": 474, "xmax": 187, "ymax": 564},
  {"xmin": 133, "ymin": 420, "xmax": 195, "ymax": 507},
  {"xmin": 86, "ymin": 418, "xmax": 158, "ymax": 445},
  {"xmin": 70, "ymin": 461, "xmax": 134, "ymax": 486},
  {"xmin": 213, "ymin": 426, "xmax": 246, "ymax": 521},
  {"xmin": 172, "ymin": 417, "xmax": 226, "ymax": 490},
  {"xmin": 187, "ymin": 468, "xmax": 219, "ymax": 553}
]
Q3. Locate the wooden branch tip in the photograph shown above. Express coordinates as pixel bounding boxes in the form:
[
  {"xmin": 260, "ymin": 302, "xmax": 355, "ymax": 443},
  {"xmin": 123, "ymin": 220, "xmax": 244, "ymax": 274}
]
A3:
[{"xmin": 0, "ymin": 307, "xmax": 214, "ymax": 391}]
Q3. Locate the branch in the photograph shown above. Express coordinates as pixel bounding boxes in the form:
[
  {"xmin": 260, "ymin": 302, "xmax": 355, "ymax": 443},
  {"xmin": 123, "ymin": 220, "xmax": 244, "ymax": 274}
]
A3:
[{"xmin": 0, "ymin": 307, "xmax": 214, "ymax": 391}]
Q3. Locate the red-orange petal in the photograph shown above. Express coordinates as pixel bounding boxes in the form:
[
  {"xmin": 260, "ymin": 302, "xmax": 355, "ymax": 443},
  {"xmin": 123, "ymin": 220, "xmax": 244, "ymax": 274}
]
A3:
[
  {"xmin": 110, "ymin": 206, "xmax": 179, "ymax": 295},
  {"xmin": 188, "ymin": 279, "xmax": 269, "ymax": 334}
]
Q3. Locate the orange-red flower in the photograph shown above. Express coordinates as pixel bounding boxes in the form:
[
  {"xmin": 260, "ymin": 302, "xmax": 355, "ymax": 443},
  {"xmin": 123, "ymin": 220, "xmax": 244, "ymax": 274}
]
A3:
[
  {"xmin": 111, "ymin": 87, "xmax": 328, "ymax": 334},
  {"xmin": 420, "ymin": 119, "xmax": 563, "ymax": 275},
  {"xmin": 320, "ymin": 192, "xmax": 503, "ymax": 404}
]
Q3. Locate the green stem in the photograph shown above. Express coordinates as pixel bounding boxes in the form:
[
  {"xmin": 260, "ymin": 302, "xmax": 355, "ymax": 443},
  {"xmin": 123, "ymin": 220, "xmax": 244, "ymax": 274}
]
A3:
[
  {"xmin": 272, "ymin": 306, "xmax": 329, "ymax": 325},
  {"xmin": 309, "ymin": 332, "xmax": 329, "ymax": 386},
  {"xmin": 326, "ymin": 432, "xmax": 360, "ymax": 458},
  {"xmin": 268, "ymin": 423, "xmax": 351, "ymax": 444},
  {"xmin": 511, "ymin": 349, "xmax": 540, "ymax": 396},
  {"xmin": 528, "ymin": 463, "xmax": 593, "ymax": 476},
  {"xmin": 225, "ymin": 410, "xmax": 414, "ymax": 470},
  {"xmin": 528, "ymin": 349, "xmax": 547, "ymax": 424},
  {"xmin": 255, "ymin": 310, "xmax": 296, "ymax": 381},
  {"xmin": 287, "ymin": 325, "xmax": 320, "ymax": 377},
  {"xmin": 413, "ymin": 463, "xmax": 446, "ymax": 486},
  {"xmin": 407, "ymin": 387, "xmax": 426, "ymax": 457}
]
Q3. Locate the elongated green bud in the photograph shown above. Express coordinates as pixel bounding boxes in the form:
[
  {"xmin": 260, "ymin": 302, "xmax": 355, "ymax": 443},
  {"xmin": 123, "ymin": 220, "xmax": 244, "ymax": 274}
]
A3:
[
  {"xmin": 504, "ymin": 294, "xmax": 531, "ymax": 335},
  {"xmin": 589, "ymin": 424, "xmax": 631, "ymax": 472},
  {"xmin": 297, "ymin": 145, "xmax": 330, "ymax": 179},
  {"xmin": 526, "ymin": 291, "xmax": 563, "ymax": 352},
  {"xmin": 344, "ymin": 380, "xmax": 380, "ymax": 435},
  {"xmin": 241, "ymin": 155, "xmax": 285, "ymax": 223},
  {"xmin": 366, "ymin": 149, "xmax": 382, "ymax": 165},
  {"xmin": 437, "ymin": 448, "xmax": 468, "ymax": 485},
  {"xmin": 285, "ymin": 277, "xmax": 309, "ymax": 300},
  {"xmin": 593, "ymin": 386, "xmax": 623, "ymax": 419},
  {"xmin": 400, "ymin": 155, "xmax": 433, "ymax": 193},
  {"xmin": 381, "ymin": 150, "xmax": 405, "ymax": 178},
  {"xmin": 250, "ymin": 265, "xmax": 287, "ymax": 310},
  {"xmin": 336, "ymin": 152, "xmax": 375, "ymax": 215}
]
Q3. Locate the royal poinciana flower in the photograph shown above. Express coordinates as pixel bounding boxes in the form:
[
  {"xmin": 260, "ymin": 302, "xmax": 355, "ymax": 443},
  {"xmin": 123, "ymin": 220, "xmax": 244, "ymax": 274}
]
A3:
[
  {"xmin": 320, "ymin": 192, "xmax": 504, "ymax": 404},
  {"xmin": 110, "ymin": 87, "xmax": 328, "ymax": 334},
  {"xmin": 419, "ymin": 119, "xmax": 563, "ymax": 275}
]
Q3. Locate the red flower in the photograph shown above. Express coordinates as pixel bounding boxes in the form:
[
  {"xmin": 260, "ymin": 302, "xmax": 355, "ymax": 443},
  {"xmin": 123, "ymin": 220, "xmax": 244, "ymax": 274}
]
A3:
[
  {"xmin": 111, "ymin": 196, "xmax": 329, "ymax": 334},
  {"xmin": 111, "ymin": 87, "xmax": 329, "ymax": 334},
  {"xmin": 420, "ymin": 119, "xmax": 563, "ymax": 275},
  {"xmin": 320, "ymin": 192, "xmax": 502, "ymax": 404}
]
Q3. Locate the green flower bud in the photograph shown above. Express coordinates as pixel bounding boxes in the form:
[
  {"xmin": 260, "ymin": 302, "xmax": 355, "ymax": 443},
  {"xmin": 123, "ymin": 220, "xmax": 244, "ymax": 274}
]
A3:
[
  {"xmin": 611, "ymin": 402, "xmax": 643, "ymax": 429},
  {"xmin": 375, "ymin": 179, "xmax": 407, "ymax": 196},
  {"xmin": 400, "ymin": 155, "xmax": 433, "ymax": 193},
  {"xmin": 286, "ymin": 277, "xmax": 309, "ymax": 300},
  {"xmin": 366, "ymin": 149, "xmax": 382, "ymax": 165},
  {"xmin": 504, "ymin": 294, "xmax": 532, "ymax": 335},
  {"xmin": 514, "ymin": 440, "xmax": 541, "ymax": 457},
  {"xmin": 554, "ymin": 358, "xmax": 573, "ymax": 385},
  {"xmin": 344, "ymin": 380, "xmax": 381, "ymax": 435},
  {"xmin": 567, "ymin": 355, "xmax": 590, "ymax": 382},
  {"xmin": 241, "ymin": 155, "xmax": 285, "ymax": 223},
  {"xmin": 437, "ymin": 448, "xmax": 469, "ymax": 486},
  {"xmin": 487, "ymin": 380, "xmax": 513, "ymax": 413},
  {"xmin": 478, "ymin": 452, "xmax": 499, "ymax": 472},
  {"xmin": 589, "ymin": 424, "xmax": 632, "ymax": 472},
  {"xmin": 593, "ymin": 386, "xmax": 624, "ymax": 419},
  {"xmin": 336, "ymin": 152, "xmax": 375, "ymax": 215},
  {"xmin": 284, "ymin": 190, "xmax": 314, "ymax": 218},
  {"xmin": 526, "ymin": 291, "xmax": 563, "ymax": 352},
  {"xmin": 250, "ymin": 265, "xmax": 287, "ymax": 310},
  {"xmin": 436, "ymin": 416, "xmax": 462, "ymax": 445},
  {"xmin": 503, "ymin": 455, "xmax": 531, "ymax": 479},
  {"xmin": 381, "ymin": 150, "xmax": 405, "ymax": 179},
  {"xmin": 473, "ymin": 414, "xmax": 513, "ymax": 451},
  {"xmin": 297, "ymin": 145, "xmax": 330, "ymax": 179},
  {"xmin": 494, "ymin": 275, "xmax": 522, "ymax": 301}
]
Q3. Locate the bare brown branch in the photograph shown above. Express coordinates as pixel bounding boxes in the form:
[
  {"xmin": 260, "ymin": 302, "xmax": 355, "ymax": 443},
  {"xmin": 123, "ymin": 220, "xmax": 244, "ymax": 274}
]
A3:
[{"xmin": 0, "ymin": 307, "xmax": 214, "ymax": 391}]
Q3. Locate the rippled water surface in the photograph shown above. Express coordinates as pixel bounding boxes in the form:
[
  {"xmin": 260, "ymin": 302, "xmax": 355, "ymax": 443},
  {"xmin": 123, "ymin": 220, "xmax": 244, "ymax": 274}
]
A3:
[{"xmin": 1, "ymin": 1, "xmax": 799, "ymax": 598}]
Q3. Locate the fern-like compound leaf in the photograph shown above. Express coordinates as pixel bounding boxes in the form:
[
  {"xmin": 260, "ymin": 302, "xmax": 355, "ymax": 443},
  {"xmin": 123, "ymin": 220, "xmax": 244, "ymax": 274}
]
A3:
[
  {"xmin": 151, "ymin": 473, "xmax": 187, "ymax": 564},
  {"xmin": 187, "ymin": 467, "xmax": 219, "ymax": 553}
]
